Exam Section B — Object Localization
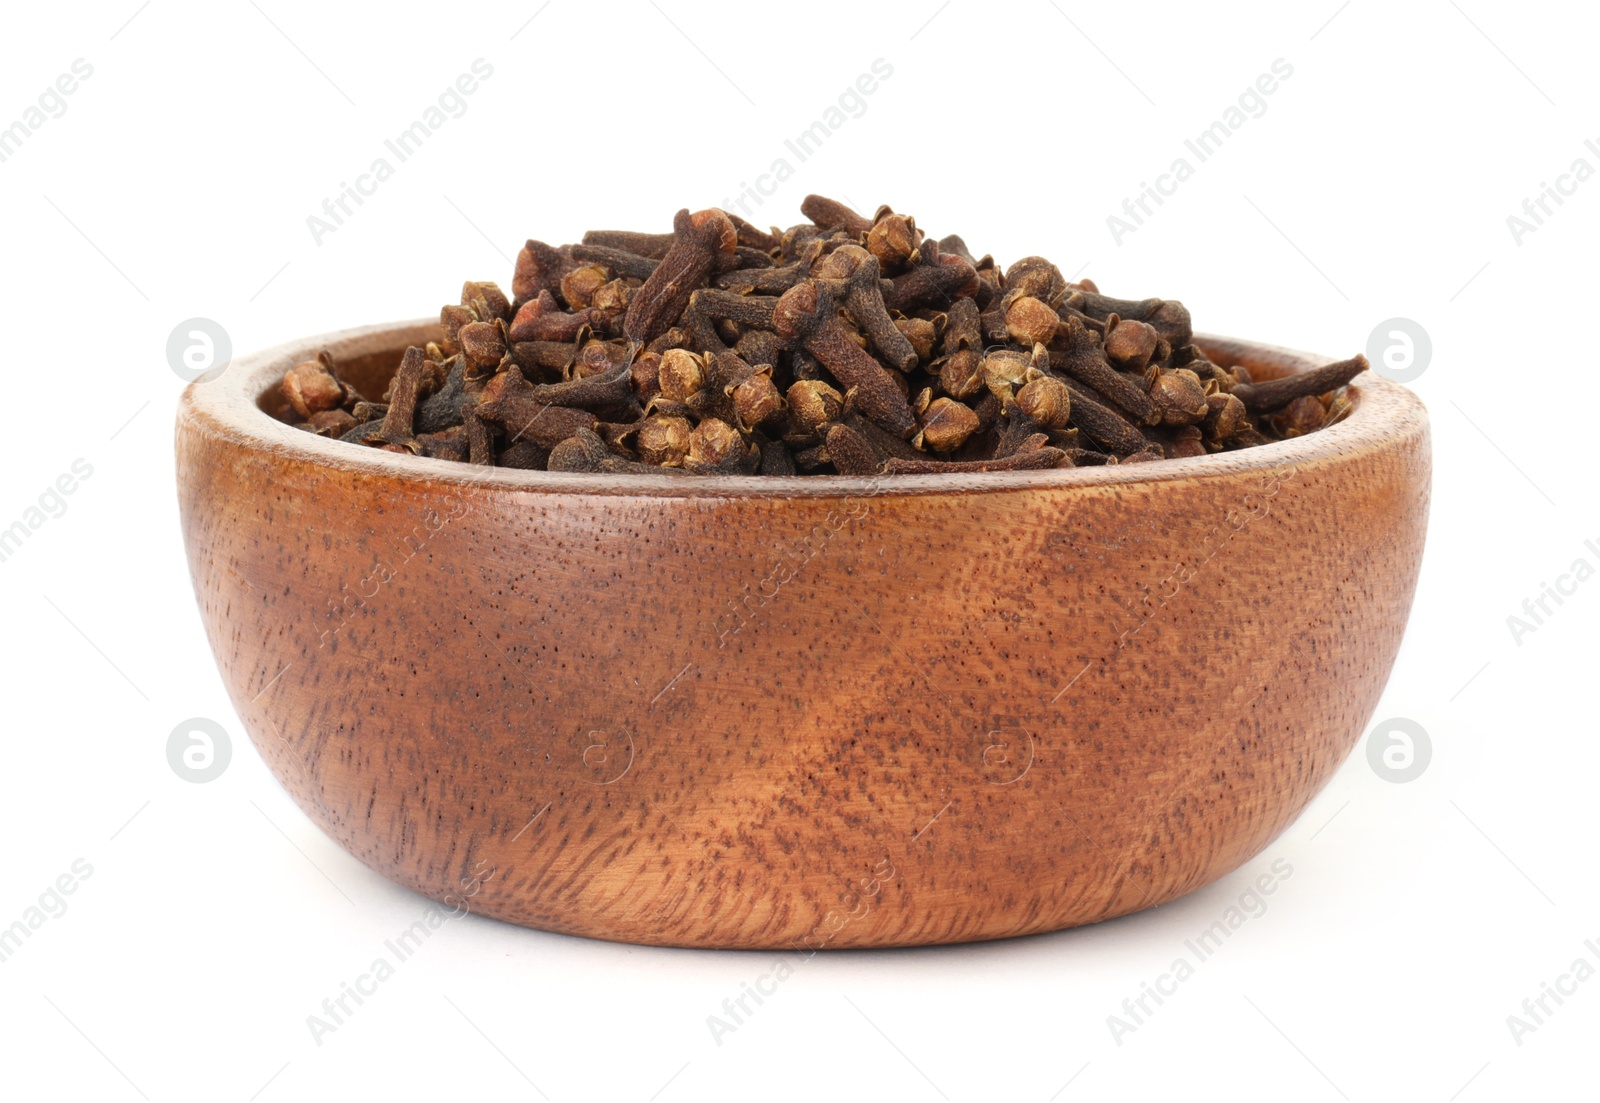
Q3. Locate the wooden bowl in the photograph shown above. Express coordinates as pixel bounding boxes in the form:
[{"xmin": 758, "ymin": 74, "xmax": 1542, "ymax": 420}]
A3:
[{"xmin": 176, "ymin": 321, "xmax": 1429, "ymax": 949}]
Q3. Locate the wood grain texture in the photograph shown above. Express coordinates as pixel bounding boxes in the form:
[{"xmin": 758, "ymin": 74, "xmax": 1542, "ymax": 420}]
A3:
[{"xmin": 175, "ymin": 321, "xmax": 1431, "ymax": 949}]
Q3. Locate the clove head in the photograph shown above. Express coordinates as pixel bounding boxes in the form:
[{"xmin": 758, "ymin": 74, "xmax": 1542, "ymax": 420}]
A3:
[
  {"xmin": 560, "ymin": 264, "xmax": 610, "ymax": 310},
  {"xmin": 939, "ymin": 348, "xmax": 985, "ymax": 400},
  {"xmin": 787, "ymin": 379, "xmax": 844, "ymax": 435},
  {"xmin": 1004, "ymin": 296, "xmax": 1062, "ymax": 347},
  {"xmin": 982, "ymin": 349, "xmax": 1033, "ymax": 398},
  {"xmin": 282, "ymin": 357, "xmax": 345, "ymax": 418},
  {"xmin": 1169, "ymin": 426, "xmax": 1207, "ymax": 458},
  {"xmin": 1016, "ymin": 373, "xmax": 1072, "ymax": 429},
  {"xmin": 439, "ymin": 304, "xmax": 475, "ymax": 352},
  {"xmin": 512, "ymin": 240, "xmax": 573, "ymax": 302},
  {"xmin": 588, "ymin": 279, "xmax": 633, "ymax": 332},
  {"xmin": 916, "ymin": 397, "xmax": 980, "ymax": 452},
  {"xmin": 308, "ymin": 408, "xmax": 356, "ymax": 437},
  {"xmin": 1104, "ymin": 318, "xmax": 1160, "ymax": 371},
  {"xmin": 896, "ymin": 316, "xmax": 938, "ymax": 362},
  {"xmin": 731, "ymin": 368, "xmax": 784, "ymax": 431},
  {"xmin": 687, "ymin": 418, "xmax": 746, "ymax": 469},
  {"xmin": 1149, "ymin": 368, "xmax": 1210, "ymax": 426},
  {"xmin": 771, "ymin": 279, "xmax": 828, "ymax": 341},
  {"xmin": 1202, "ymin": 392, "xmax": 1249, "ymax": 443},
  {"xmin": 688, "ymin": 207, "xmax": 739, "ymax": 254},
  {"xmin": 866, "ymin": 212, "xmax": 920, "ymax": 273},
  {"xmin": 459, "ymin": 320, "xmax": 507, "ymax": 369},
  {"xmin": 657, "ymin": 348, "xmax": 706, "ymax": 402},
  {"xmin": 1003, "ymin": 256, "xmax": 1067, "ymax": 305},
  {"xmin": 1277, "ymin": 395, "xmax": 1327, "ymax": 437},
  {"xmin": 635, "ymin": 415, "xmax": 693, "ymax": 466},
  {"xmin": 810, "ymin": 243, "xmax": 868, "ymax": 282},
  {"xmin": 462, "ymin": 281, "xmax": 512, "ymax": 324}
]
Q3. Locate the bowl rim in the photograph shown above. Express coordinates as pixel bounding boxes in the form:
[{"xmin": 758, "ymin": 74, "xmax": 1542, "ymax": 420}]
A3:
[{"xmin": 177, "ymin": 319, "xmax": 1429, "ymax": 500}]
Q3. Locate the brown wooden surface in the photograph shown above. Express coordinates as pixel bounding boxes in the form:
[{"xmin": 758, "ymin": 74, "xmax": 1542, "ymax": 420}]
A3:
[{"xmin": 175, "ymin": 321, "xmax": 1431, "ymax": 949}]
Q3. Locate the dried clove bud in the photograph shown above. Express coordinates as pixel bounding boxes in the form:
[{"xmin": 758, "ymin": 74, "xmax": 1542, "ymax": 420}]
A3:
[
  {"xmin": 513, "ymin": 240, "xmax": 574, "ymax": 302},
  {"xmin": 474, "ymin": 372, "xmax": 602, "ymax": 447},
  {"xmin": 811, "ymin": 245, "xmax": 918, "ymax": 371},
  {"xmin": 417, "ymin": 424, "xmax": 471, "ymax": 462},
  {"xmin": 1276, "ymin": 394, "xmax": 1327, "ymax": 437},
  {"xmin": 364, "ymin": 346, "xmax": 428, "ymax": 453},
  {"xmin": 302, "ymin": 196, "xmax": 1375, "ymax": 477},
  {"xmin": 800, "ymin": 194, "xmax": 874, "ymax": 236},
  {"xmin": 497, "ymin": 439, "xmax": 549, "ymax": 469},
  {"xmin": 735, "ymin": 327, "xmax": 783, "ymax": 371},
  {"xmin": 587, "ymin": 279, "xmax": 634, "ymax": 333},
  {"xmin": 865, "ymin": 212, "xmax": 920, "ymax": 272},
  {"xmin": 1051, "ymin": 317, "xmax": 1160, "ymax": 426},
  {"xmin": 773, "ymin": 279, "xmax": 917, "ymax": 438},
  {"xmin": 1003, "ymin": 256, "xmax": 1068, "ymax": 306},
  {"xmin": 308, "ymin": 407, "xmax": 357, "ymax": 437},
  {"xmin": 686, "ymin": 418, "xmax": 752, "ymax": 472},
  {"xmin": 581, "ymin": 229, "xmax": 675, "ymax": 259},
  {"xmin": 509, "ymin": 290, "xmax": 592, "ymax": 343},
  {"xmin": 1005, "ymin": 296, "xmax": 1062, "ymax": 347},
  {"xmin": 883, "ymin": 253, "xmax": 976, "ymax": 314},
  {"xmin": 1167, "ymin": 425, "xmax": 1207, "ymax": 459},
  {"xmin": 1104, "ymin": 318, "xmax": 1161, "ymax": 371},
  {"xmin": 787, "ymin": 379, "xmax": 845, "ymax": 436},
  {"xmin": 548, "ymin": 428, "xmax": 615, "ymax": 472},
  {"xmin": 568, "ymin": 244, "xmax": 659, "ymax": 282},
  {"xmin": 730, "ymin": 368, "xmax": 784, "ymax": 431},
  {"xmin": 635, "ymin": 415, "xmax": 693, "ymax": 466},
  {"xmin": 1231, "ymin": 355, "xmax": 1368, "ymax": 413},
  {"xmin": 896, "ymin": 316, "xmax": 938, "ymax": 363},
  {"xmin": 560, "ymin": 264, "xmax": 610, "ymax": 310},
  {"xmin": 1016, "ymin": 373, "xmax": 1072, "ymax": 430},
  {"xmin": 823, "ymin": 422, "xmax": 882, "ymax": 475},
  {"xmin": 882, "ymin": 448, "xmax": 1068, "ymax": 474},
  {"xmin": 282, "ymin": 354, "xmax": 345, "ymax": 418},
  {"xmin": 916, "ymin": 397, "xmax": 981, "ymax": 452},
  {"xmin": 1148, "ymin": 368, "xmax": 1209, "ymax": 426},
  {"xmin": 1060, "ymin": 379, "xmax": 1150, "ymax": 457},
  {"xmin": 981, "ymin": 349, "xmax": 1034, "ymax": 399},
  {"xmin": 1202, "ymin": 392, "xmax": 1249, "ymax": 443},
  {"xmin": 657, "ymin": 348, "xmax": 706, "ymax": 402},
  {"xmin": 459, "ymin": 320, "xmax": 507, "ymax": 368},
  {"xmin": 461, "ymin": 281, "xmax": 511, "ymax": 324},
  {"xmin": 688, "ymin": 288, "xmax": 780, "ymax": 330},
  {"xmin": 623, "ymin": 208, "xmax": 737, "ymax": 345}
]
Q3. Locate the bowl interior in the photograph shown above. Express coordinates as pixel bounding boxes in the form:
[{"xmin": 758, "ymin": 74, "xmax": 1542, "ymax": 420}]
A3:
[
  {"xmin": 257, "ymin": 342, "xmax": 403, "ymax": 411},
  {"xmin": 251, "ymin": 329, "xmax": 1311, "ymax": 416},
  {"xmin": 198, "ymin": 320, "xmax": 1421, "ymax": 504}
]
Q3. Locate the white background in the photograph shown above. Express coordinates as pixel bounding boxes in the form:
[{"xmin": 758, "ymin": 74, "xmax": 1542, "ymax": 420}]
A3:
[{"xmin": 1, "ymin": 1, "xmax": 1595, "ymax": 1100}]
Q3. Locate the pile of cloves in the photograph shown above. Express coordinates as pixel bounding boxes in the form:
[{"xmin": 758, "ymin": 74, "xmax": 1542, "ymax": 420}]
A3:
[{"xmin": 272, "ymin": 195, "xmax": 1368, "ymax": 475}]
